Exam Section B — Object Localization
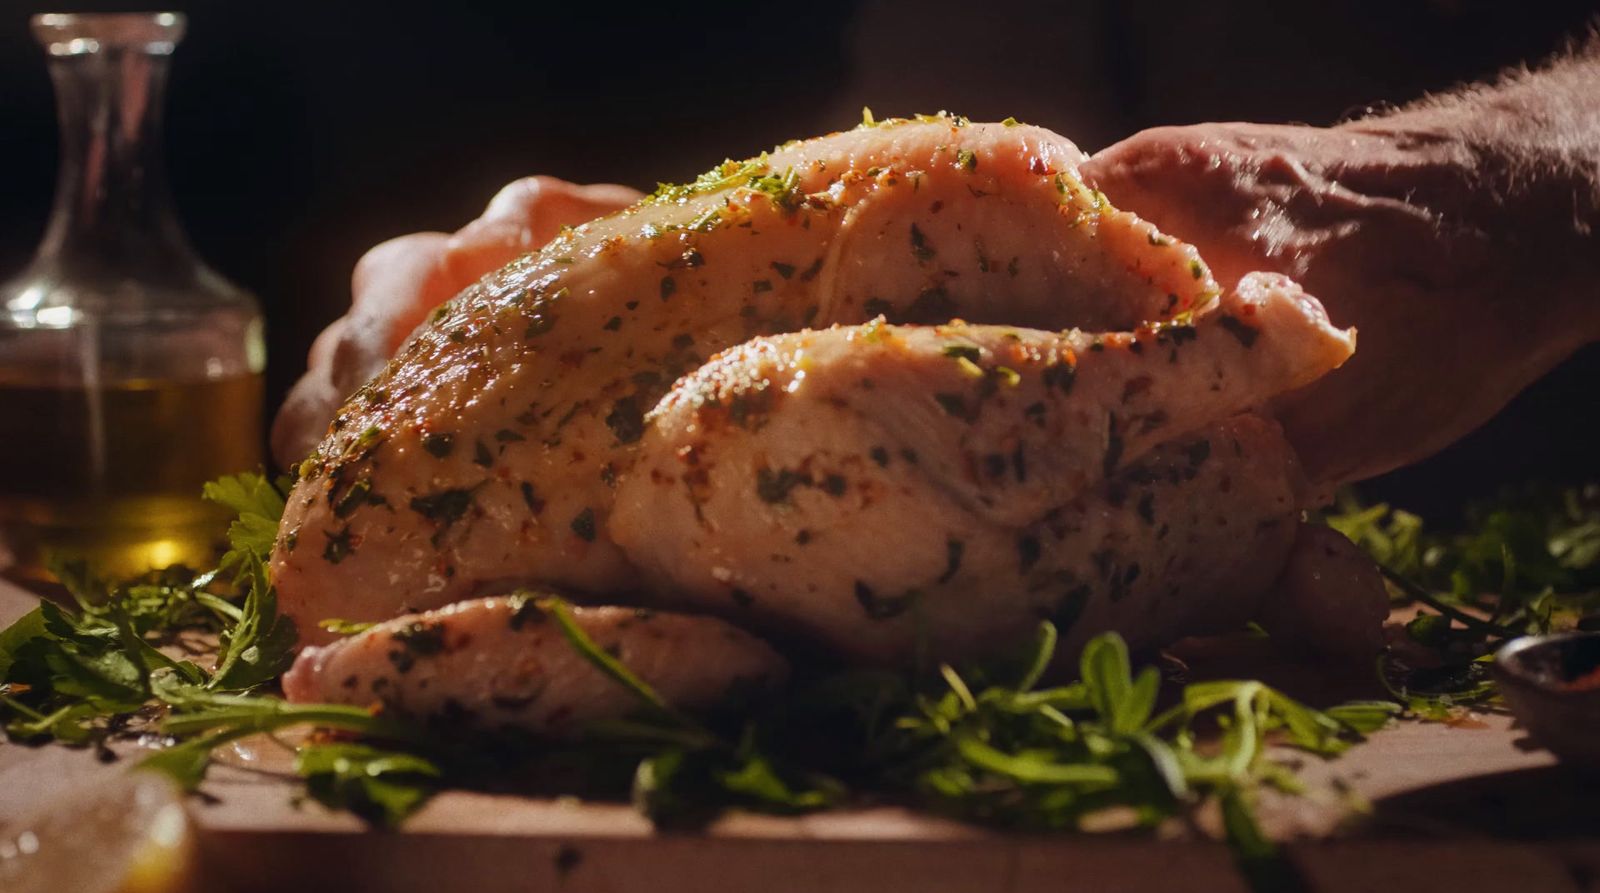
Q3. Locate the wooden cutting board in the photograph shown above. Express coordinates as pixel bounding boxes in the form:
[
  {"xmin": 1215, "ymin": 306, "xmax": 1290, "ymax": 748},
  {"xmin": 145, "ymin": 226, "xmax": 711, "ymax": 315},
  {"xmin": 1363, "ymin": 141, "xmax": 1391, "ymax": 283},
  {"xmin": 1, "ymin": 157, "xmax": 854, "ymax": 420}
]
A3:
[{"xmin": 1, "ymin": 576, "xmax": 1595, "ymax": 893}]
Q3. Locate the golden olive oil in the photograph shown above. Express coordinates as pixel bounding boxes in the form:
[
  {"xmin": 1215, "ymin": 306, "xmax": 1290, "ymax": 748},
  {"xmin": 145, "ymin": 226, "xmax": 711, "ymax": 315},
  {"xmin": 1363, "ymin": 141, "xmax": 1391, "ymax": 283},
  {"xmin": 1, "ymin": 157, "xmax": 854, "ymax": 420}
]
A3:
[{"xmin": 0, "ymin": 373, "xmax": 264, "ymax": 581}]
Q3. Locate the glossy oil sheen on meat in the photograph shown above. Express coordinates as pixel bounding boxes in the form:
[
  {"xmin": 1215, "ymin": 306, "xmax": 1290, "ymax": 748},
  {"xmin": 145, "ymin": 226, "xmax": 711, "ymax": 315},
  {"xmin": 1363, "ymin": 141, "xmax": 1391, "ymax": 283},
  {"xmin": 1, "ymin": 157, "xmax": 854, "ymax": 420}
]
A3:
[{"xmin": 272, "ymin": 116, "xmax": 1355, "ymax": 674}]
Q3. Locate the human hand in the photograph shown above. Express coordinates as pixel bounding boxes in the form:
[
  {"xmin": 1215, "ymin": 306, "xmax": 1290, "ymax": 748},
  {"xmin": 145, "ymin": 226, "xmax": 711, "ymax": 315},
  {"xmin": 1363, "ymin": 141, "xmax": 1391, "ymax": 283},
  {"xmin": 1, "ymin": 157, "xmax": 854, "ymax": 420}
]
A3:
[
  {"xmin": 1080, "ymin": 119, "xmax": 1600, "ymax": 486},
  {"xmin": 271, "ymin": 177, "xmax": 642, "ymax": 467}
]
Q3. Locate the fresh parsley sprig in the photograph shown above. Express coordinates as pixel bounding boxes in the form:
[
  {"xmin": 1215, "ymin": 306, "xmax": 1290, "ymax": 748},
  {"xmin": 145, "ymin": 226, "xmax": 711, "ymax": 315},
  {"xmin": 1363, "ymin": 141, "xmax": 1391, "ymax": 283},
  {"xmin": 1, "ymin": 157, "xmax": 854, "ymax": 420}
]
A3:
[
  {"xmin": 884, "ymin": 629, "xmax": 1394, "ymax": 842},
  {"xmin": 552, "ymin": 597, "xmax": 1395, "ymax": 862},
  {"xmin": 1328, "ymin": 484, "xmax": 1600, "ymax": 718},
  {"xmin": 0, "ymin": 472, "xmax": 449, "ymax": 827},
  {"xmin": 0, "ymin": 474, "xmax": 296, "ymax": 746}
]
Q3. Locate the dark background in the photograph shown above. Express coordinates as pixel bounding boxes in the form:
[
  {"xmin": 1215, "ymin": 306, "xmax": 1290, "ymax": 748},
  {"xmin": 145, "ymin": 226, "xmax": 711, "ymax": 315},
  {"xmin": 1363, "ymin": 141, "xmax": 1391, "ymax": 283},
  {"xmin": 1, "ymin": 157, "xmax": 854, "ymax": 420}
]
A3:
[{"xmin": 2, "ymin": 0, "xmax": 1597, "ymax": 518}]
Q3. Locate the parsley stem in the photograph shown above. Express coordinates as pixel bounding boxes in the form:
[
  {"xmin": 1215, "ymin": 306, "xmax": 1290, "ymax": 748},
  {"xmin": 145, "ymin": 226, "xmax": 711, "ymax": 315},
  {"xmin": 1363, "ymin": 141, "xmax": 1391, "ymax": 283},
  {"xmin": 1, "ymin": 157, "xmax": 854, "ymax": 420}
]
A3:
[
  {"xmin": 0, "ymin": 694, "xmax": 49, "ymax": 722},
  {"xmin": 1014, "ymin": 621, "xmax": 1057, "ymax": 692},
  {"xmin": 546, "ymin": 597, "xmax": 715, "ymax": 738},
  {"xmin": 194, "ymin": 592, "xmax": 244, "ymax": 622},
  {"xmin": 1379, "ymin": 567, "xmax": 1518, "ymax": 639},
  {"xmin": 160, "ymin": 701, "xmax": 428, "ymax": 746}
]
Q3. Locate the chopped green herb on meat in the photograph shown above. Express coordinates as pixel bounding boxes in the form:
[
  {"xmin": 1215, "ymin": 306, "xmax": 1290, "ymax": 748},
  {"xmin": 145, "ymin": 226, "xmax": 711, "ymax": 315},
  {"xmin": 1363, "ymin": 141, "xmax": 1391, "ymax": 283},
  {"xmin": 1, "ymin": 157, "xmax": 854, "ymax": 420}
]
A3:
[
  {"xmin": 421, "ymin": 433, "xmax": 454, "ymax": 458},
  {"xmin": 570, "ymin": 508, "xmax": 598, "ymax": 543},
  {"xmin": 409, "ymin": 488, "xmax": 476, "ymax": 546},
  {"xmin": 909, "ymin": 224, "xmax": 935, "ymax": 262}
]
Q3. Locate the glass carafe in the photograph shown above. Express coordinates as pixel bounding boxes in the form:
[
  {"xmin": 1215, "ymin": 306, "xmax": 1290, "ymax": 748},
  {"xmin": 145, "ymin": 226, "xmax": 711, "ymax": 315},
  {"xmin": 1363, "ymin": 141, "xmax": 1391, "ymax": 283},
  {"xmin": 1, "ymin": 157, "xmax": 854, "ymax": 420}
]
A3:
[{"xmin": 0, "ymin": 13, "xmax": 265, "ymax": 582}]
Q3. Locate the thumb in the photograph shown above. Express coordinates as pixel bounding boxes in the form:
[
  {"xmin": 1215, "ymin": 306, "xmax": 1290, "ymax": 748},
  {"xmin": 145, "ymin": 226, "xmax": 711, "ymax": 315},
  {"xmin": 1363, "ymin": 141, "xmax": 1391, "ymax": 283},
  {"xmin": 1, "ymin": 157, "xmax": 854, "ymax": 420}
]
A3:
[{"xmin": 1081, "ymin": 125, "xmax": 1292, "ymax": 289}]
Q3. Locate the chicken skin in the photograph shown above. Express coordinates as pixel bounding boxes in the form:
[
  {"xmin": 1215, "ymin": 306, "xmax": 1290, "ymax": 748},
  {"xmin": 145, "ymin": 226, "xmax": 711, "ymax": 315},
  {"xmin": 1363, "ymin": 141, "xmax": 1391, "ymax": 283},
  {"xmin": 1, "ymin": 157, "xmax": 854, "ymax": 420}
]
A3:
[
  {"xmin": 274, "ymin": 117, "xmax": 1218, "ymax": 641},
  {"xmin": 613, "ymin": 278, "xmax": 1351, "ymax": 662},
  {"xmin": 276, "ymin": 115, "xmax": 1381, "ymax": 726}
]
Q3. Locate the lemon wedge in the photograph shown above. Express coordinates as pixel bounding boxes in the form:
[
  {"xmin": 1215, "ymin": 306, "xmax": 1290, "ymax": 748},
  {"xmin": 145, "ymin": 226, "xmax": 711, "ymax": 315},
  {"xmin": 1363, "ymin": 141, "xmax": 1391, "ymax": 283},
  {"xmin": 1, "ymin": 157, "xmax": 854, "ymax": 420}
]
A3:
[{"xmin": 0, "ymin": 770, "xmax": 195, "ymax": 893}]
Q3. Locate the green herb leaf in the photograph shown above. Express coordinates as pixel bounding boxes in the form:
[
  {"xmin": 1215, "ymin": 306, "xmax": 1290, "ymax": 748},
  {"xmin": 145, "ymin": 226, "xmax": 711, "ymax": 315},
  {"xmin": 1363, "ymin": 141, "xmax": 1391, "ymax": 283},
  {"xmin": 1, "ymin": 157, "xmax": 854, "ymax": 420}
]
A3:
[
  {"xmin": 318, "ymin": 618, "xmax": 377, "ymax": 637},
  {"xmin": 1331, "ymin": 485, "xmax": 1600, "ymax": 719},
  {"xmin": 296, "ymin": 743, "xmax": 440, "ymax": 829},
  {"xmin": 0, "ymin": 607, "xmax": 45, "ymax": 681},
  {"xmin": 545, "ymin": 597, "xmax": 697, "ymax": 731},
  {"xmin": 203, "ymin": 472, "xmax": 290, "ymax": 572},
  {"xmin": 208, "ymin": 554, "xmax": 296, "ymax": 691}
]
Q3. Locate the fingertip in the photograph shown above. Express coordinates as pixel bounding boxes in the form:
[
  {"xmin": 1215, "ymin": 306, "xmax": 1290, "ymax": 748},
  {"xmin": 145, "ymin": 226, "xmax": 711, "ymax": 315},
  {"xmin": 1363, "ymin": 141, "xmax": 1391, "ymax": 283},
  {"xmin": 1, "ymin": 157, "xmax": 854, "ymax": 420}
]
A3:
[
  {"xmin": 481, "ymin": 175, "xmax": 559, "ymax": 223},
  {"xmin": 1085, "ymin": 126, "xmax": 1203, "ymax": 185},
  {"xmin": 351, "ymin": 232, "xmax": 451, "ymax": 299},
  {"xmin": 460, "ymin": 177, "xmax": 644, "ymax": 279},
  {"xmin": 306, "ymin": 316, "xmax": 348, "ymax": 367},
  {"xmin": 483, "ymin": 176, "xmax": 642, "ymax": 221},
  {"xmin": 572, "ymin": 182, "xmax": 646, "ymax": 207},
  {"xmin": 443, "ymin": 218, "xmax": 528, "ymax": 287},
  {"xmin": 270, "ymin": 368, "xmax": 342, "ymax": 470}
]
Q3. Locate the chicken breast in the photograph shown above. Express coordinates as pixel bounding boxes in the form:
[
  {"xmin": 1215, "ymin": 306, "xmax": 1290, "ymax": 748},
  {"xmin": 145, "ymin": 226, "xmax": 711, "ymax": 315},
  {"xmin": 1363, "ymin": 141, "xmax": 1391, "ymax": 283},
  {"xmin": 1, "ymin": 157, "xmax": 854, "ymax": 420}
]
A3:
[
  {"xmin": 273, "ymin": 116, "xmax": 1221, "ymax": 643},
  {"xmin": 617, "ymin": 398, "xmax": 1318, "ymax": 662},
  {"xmin": 281, "ymin": 595, "xmax": 787, "ymax": 734},
  {"xmin": 610, "ymin": 276, "xmax": 1350, "ymax": 662}
]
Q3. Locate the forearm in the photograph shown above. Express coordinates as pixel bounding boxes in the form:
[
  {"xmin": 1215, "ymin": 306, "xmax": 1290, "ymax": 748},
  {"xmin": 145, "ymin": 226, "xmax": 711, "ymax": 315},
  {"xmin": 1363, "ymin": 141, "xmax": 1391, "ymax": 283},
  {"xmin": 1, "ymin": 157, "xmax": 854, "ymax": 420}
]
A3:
[
  {"xmin": 1388, "ymin": 37, "xmax": 1600, "ymax": 190},
  {"xmin": 1343, "ymin": 39, "xmax": 1600, "ymax": 337}
]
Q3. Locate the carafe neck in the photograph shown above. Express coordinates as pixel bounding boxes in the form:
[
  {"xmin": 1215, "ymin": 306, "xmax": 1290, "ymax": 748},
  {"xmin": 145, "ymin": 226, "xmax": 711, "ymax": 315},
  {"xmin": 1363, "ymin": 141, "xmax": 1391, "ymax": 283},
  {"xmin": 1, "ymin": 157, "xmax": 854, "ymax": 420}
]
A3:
[{"xmin": 32, "ymin": 13, "xmax": 195, "ymax": 275}]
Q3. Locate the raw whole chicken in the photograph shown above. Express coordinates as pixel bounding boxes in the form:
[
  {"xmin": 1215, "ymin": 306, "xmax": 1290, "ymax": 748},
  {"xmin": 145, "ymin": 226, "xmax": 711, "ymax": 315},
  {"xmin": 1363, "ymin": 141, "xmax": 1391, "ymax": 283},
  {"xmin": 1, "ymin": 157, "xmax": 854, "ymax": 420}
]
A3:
[{"xmin": 277, "ymin": 116, "xmax": 1387, "ymax": 732}]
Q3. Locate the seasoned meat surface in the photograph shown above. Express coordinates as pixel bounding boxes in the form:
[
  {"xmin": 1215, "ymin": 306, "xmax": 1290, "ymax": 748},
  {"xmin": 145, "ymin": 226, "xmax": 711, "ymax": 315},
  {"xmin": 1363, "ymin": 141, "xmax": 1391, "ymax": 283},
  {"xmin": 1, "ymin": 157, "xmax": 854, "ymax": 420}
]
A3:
[
  {"xmin": 282, "ymin": 596, "xmax": 787, "ymax": 734},
  {"xmin": 612, "ymin": 275, "xmax": 1351, "ymax": 661},
  {"xmin": 278, "ymin": 116, "xmax": 1372, "ymax": 725},
  {"xmin": 274, "ymin": 117, "xmax": 1221, "ymax": 644}
]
